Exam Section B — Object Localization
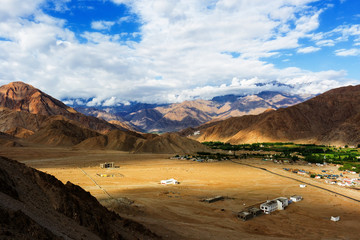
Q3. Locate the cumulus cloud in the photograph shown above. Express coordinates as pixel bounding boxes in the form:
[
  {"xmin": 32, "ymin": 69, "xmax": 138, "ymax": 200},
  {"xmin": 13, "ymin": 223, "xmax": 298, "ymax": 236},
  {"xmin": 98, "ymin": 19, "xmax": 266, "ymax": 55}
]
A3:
[
  {"xmin": 313, "ymin": 24, "xmax": 360, "ymax": 48},
  {"xmin": 335, "ymin": 48, "xmax": 360, "ymax": 56},
  {"xmin": 0, "ymin": 0, "xmax": 45, "ymax": 20},
  {"xmin": 0, "ymin": 0, "xmax": 357, "ymax": 104},
  {"xmin": 103, "ymin": 96, "xmax": 119, "ymax": 106},
  {"xmin": 91, "ymin": 20, "xmax": 116, "ymax": 30},
  {"xmin": 297, "ymin": 46, "xmax": 321, "ymax": 53}
]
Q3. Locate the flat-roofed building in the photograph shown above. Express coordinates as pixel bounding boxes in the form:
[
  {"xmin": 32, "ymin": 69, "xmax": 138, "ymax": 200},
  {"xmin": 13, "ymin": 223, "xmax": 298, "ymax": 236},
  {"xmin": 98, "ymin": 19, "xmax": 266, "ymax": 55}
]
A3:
[
  {"xmin": 275, "ymin": 197, "xmax": 288, "ymax": 210},
  {"xmin": 260, "ymin": 200, "xmax": 278, "ymax": 214}
]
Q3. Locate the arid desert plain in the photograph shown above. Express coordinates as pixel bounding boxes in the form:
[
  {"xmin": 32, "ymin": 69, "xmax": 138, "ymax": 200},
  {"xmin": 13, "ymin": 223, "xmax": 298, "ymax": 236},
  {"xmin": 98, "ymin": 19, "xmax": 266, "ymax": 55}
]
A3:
[{"xmin": 1, "ymin": 146, "xmax": 360, "ymax": 240}]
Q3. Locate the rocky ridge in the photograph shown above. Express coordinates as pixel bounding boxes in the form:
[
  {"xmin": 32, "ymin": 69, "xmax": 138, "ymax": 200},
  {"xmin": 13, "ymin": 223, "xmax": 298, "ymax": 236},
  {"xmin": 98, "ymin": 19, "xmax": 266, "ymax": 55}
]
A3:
[{"xmin": 183, "ymin": 85, "xmax": 360, "ymax": 146}]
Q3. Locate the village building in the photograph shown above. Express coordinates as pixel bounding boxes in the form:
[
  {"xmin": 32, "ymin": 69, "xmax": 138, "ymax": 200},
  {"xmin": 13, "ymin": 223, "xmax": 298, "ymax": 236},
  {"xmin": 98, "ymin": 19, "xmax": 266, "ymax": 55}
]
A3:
[
  {"xmin": 160, "ymin": 178, "xmax": 179, "ymax": 185},
  {"xmin": 260, "ymin": 197, "xmax": 289, "ymax": 214},
  {"xmin": 100, "ymin": 162, "xmax": 114, "ymax": 169},
  {"xmin": 290, "ymin": 195, "xmax": 303, "ymax": 202},
  {"xmin": 238, "ymin": 211, "xmax": 253, "ymax": 221},
  {"xmin": 203, "ymin": 196, "xmax": 224, "ymax": 203},
  {"xmin": 260, "ymin": 200, "xmax": 278, "ymax": 214},
  {"xmin": 275, "ymin": 197, "xmax": 288, "ymax": 210},
  {"xmin": 248, "ymin": 207, "xmax": 263, "ymax": 216}
]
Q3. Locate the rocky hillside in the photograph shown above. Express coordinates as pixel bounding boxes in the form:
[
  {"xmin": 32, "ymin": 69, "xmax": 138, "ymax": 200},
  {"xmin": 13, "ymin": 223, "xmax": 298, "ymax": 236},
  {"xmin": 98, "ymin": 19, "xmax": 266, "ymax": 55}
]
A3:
[
  {"xmin": 184, "ymin": 85, "xmax": 360, "ymax": 146},
  {"xmin": 0, "ymin": 82, "xmax": 210, "ymax": 154},
  {"xmin": 0, "ymin": 156, "xmax": 159, "ymax": 239},
  {"xmin": 0, "ymin": 82, "xmax": 128, "ymax": 133},
  {"xmin": 75, "ymin": 130, "xmax": 209, "ymax": 154},
  {"xmin": 27, "ymin": 120, "xmax": 101, "ymax": 147}
]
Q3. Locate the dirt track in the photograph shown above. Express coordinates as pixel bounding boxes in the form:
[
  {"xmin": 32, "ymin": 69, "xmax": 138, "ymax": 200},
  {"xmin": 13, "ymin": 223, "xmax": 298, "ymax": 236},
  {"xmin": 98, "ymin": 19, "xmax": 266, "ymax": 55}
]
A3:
[{"xmin": 1, "ymin": 146, "xmax": 360, "ymax": 239}]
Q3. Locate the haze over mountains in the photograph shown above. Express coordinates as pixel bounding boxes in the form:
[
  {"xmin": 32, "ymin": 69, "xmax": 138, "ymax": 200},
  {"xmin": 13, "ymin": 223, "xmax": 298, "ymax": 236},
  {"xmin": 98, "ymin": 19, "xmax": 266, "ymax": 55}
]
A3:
[
  {"xmin": 68, "ymin": 91, "xmax": 311, "ymax": 133},
  {"xmin": 183, "ymin": 85, "xmax": 360, "ymax": 146}
]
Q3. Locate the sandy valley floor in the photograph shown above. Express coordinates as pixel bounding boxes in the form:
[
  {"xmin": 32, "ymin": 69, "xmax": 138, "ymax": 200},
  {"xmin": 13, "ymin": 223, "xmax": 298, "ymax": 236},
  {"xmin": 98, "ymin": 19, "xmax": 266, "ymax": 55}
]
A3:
[{"xmin": 1, "ymin": 146, "xmax": 360, "ymax": 239}]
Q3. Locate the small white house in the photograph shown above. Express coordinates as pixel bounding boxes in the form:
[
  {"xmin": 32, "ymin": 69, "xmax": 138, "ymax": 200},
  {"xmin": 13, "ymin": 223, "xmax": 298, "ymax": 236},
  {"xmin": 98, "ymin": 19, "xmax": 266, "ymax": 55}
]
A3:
[
  {"xmin": 160, "ymin": 178, "xmax": 179, "ymax": 185},
  {"xmin": 299, "ymin": 184, "xmax": 307, "ymax": 188},
  {"xmin": 331, "ymin": 216, "xmax": 340, "ymax": 222},
  {"xmin": 290, "ymin": 195, "xmax": 303, "ymax": 202},
  {"xmin": 275, "ymin": 197, "xmax": 289, "ymax": 210},
  {"xmin": 260, "ymin": 200, "xmax": 278, "ymax": 214}
]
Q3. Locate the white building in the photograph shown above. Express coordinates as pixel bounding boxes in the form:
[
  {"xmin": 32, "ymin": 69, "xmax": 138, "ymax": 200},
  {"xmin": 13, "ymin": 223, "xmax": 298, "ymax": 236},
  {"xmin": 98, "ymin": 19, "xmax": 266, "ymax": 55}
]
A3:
[
  {"xmin": 260, "ymin": 197, "xmax": 289, "ymax": 214},
  {"xmin": 160, "ymin": 178, "xmax": 179, "ymax": 185},
  {"xmin": 290, "ymin": 195, "xmax": 302, "ymax": 202},
  {"xmin": 260, "ymin": 200, "xmax": 278, "ymax": 214},
  {"xmin": 299, "ymin": 184, "xmax": 307, "ymax": 188},
  {"xmin": 331, "ymin": 216, "xmax": 340, "ymax": 222},
  {"xmin": 275, "ymin": 197, "xmax": 289, "ymax": 210}
]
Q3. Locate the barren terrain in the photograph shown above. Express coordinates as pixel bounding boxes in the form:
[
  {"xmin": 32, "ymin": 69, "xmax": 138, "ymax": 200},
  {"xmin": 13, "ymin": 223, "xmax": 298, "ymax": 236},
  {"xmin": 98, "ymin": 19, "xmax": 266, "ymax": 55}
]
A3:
[{"xmin": 1, "ymin": 146, "xmax": 360, "ymax": 239}]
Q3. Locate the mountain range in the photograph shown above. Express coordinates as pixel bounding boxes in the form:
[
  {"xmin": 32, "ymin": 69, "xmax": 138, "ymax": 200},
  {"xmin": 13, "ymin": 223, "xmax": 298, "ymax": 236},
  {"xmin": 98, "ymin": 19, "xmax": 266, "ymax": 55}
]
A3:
[
  {"xmin": 1, "ymin": 81, "xmax": 359, "ymax": 148},
  {"xmin": 182, "ymin": 85, "xmax": 360, "ymax": 146},
  {"xmin": 69, "ymin": 91, "xmax": 311, "ymax": 133},
  {"xmin": 0, "ymin": 82, "xmax": 209, "ymax": 154}
]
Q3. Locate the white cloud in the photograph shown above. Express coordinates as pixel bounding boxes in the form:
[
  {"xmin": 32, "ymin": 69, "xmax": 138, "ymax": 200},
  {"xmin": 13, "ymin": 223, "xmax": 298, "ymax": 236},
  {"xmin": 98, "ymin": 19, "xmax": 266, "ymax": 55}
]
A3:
[
  {"xmin": 0, "ymin": 0, "xmax": 45, "ymax": 20},
  {"xmin": 310, "ymin": 24, "xmax": 360, "ymax": 49},
  {"xmin": 297, "ymin": 46, "xmax": 321, "ymax": 53},
  {"xmin": 315, "ymin": 39, "xmax": 335, "ymax": 47},
  {"xmin": 164, "ymin": 69, "xmax": 352, "ymax": 102},
  {"xmin": 331, "ymin": 24, "xmax": 360, "ymax": 42},
  {"xmin": 91, "ymin": 20, "xmax": 116, "ymax": 30},
  {"xmin": 335, "ymin": 48, "xmax": 360, "ymax": 56},
  {"xmin": 103, "ymin": 96, "xmax": 118, "ymax": 106},
  {"xmin": 0, "ymin": 0, "xmax": 357, "ymax": 104}
]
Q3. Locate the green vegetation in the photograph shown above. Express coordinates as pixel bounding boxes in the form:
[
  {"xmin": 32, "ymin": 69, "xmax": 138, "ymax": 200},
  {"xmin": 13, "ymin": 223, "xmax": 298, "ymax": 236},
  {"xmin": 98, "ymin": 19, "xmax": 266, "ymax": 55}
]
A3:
[
  {"xmin": 196, "ymin": 152, "xmax": 231, "ymax": 160},
  {"xmin": 339, "ymin": 163, "xmax": 360, "ymax": 173},
  {"xmin": 203, "ymin": 141, "xmax": 360, "ymax": 172}
]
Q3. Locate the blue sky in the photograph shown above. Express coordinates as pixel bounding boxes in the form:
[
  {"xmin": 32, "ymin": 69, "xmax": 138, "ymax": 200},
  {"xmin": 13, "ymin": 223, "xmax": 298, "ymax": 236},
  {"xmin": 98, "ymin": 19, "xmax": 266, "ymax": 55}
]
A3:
[{"xmin": 0, "ymin": 0, "xmax": 359, "ymax": 105}]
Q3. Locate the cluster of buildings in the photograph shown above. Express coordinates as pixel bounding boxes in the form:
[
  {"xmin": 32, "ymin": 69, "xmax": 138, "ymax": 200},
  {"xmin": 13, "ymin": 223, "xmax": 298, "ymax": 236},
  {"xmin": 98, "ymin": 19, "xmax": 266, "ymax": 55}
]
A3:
[
  {"xmin": 170, "ymin": 155, "xmax": 225, "ymax": 162},
  {"xmin": 238, "ymin": 195, "xmax": 302, "ymax": 221},
  {"xmin": 326, "ymin": 177, "xmax": 360, "ymax": 187},
  {"xmin": 283, "ymin": 168, "xmax": 360, "ymax": 188}
]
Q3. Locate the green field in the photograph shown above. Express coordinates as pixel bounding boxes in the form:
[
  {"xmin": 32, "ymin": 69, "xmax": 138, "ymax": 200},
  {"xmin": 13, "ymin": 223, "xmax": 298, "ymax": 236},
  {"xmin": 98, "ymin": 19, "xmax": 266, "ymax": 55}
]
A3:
[{"xmin": 202, "ymin": 141, "xmax": 360, "ymax": 173}]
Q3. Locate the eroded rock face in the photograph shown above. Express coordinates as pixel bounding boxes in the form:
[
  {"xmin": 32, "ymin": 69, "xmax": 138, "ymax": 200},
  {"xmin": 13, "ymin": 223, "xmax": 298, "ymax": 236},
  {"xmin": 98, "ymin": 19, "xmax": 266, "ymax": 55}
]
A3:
[
  {"xmin": 0, "ymin": 82, "xmax": 122, "ymax": 134},
  {"xmin": 0, "ymin": 81, "xmax": 70, "ymax": 115},
  {"xmin": 0, "ymin": 156, "xmax": 160, "ymax": 240}
]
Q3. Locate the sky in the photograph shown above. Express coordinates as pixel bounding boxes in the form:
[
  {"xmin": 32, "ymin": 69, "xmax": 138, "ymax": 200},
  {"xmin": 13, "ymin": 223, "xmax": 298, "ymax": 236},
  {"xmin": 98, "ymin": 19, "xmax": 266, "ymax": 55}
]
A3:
[{"xmin": 0, "ymin": 0, "xmax": 360, "ymax": 105}]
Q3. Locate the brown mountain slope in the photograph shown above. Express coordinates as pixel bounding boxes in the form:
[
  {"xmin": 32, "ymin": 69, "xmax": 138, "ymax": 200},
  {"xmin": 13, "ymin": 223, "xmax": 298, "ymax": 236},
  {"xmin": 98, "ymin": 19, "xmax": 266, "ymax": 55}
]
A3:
[
  {"xmin": 0, "ymin": 156, "xmax": 159, "ymax": 239},
  {"xmin": 0, "ymin": 81, "xmax": 75, "ymax": 115},
  {"xmin": 187, "ymin": 85, "xmax": 360, "ymax": 145},
  {"xmin": 76, "ymin": 131, "xmax": 210, "ymax": 154},
  {"xmin": 5, "ymin": 127, "xmax": 34, "ymax": 138},
  {"xmin": 134, "ymin": 133, "xmax": 211, "ymax": 154},
  {"xmin": 0, "ymin": 108, "xmax": 49, "ymax": 133},
  {"xmin": 75, "ymin": 129, "xmax": 146, "ymax": 151},
  {"xmin": 0, "ymin": 132, "xmax": 23, "ymax": 147},
  {"xmin": 0, "ymin": 82, "xmax": 122, "ymax": 133},
  {"xmin": 27, "ymin": 120, "xmax": 101, "ymax": 147}
]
